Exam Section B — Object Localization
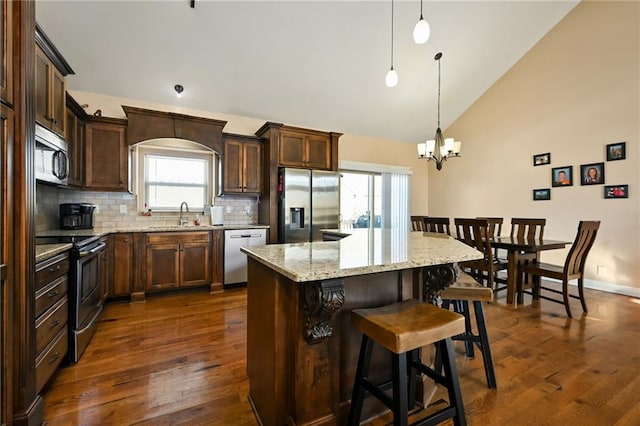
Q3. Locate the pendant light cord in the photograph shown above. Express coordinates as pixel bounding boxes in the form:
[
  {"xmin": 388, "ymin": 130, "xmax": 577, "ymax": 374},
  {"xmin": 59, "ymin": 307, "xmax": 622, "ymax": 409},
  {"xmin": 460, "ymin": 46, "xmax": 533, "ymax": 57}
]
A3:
[
  {"xmin": 420, "ymin": 0, "xmax": 424, "ymax": 19},
  {"xmin": 390, "ymin": 0, "xmax": 394, "ymax": 68}
]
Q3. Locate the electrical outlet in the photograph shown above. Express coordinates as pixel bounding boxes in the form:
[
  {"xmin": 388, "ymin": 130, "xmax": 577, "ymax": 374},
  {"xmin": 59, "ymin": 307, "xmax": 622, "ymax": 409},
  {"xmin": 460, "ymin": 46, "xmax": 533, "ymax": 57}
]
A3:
[
  {"xmin": 119, "ymin": 205, "xmax": 127, "ymax": 214},
  {"xmin": 597, "ymin": 265, "xmax": 606, "ymax": 276},
  {"xmin": 94, "ymin": 205, "xmax": 99, "ymax": 214},
  {"xmin": 226, "ymin": 206, "xmax": 232, "ymax": 214},
  {"xmin": 245, "ymin": 205, "xmax": 251, "ymax": 215}
]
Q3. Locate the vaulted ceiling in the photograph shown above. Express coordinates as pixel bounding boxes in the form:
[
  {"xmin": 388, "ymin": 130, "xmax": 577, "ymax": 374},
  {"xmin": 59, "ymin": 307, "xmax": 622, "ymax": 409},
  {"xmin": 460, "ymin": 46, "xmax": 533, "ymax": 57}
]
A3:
[{"xmin": 36, "ymin": 1, "xmax": 578, "ymax": 143}]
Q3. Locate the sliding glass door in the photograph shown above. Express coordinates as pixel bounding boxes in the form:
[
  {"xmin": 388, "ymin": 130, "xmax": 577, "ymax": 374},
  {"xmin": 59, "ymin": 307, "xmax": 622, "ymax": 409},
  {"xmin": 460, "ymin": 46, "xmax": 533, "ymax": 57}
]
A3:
[{"xmin": 340, "ymin": 171, "xmax": 381, "ymax": 229}]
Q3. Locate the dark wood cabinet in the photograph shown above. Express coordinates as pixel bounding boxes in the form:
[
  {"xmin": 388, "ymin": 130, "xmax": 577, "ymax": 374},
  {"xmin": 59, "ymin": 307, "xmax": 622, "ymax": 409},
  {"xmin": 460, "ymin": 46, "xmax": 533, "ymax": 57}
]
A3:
[
  {"xmin": 1, "ymin": 0, "xmax": 12, "ymax": 105},
  {"xmin": 34, "ymin": 252, "xmax": 69, "ymax": 394},
  {"xmin": 145, "ymin": 232, "xmax": 211, "ymax": 292},
  {"xmin": 222, "ymin": 135, "xmax": 262, "ymax": 194},
  {"xmin": 278, "ymin": 130, "xmax": 332, "ymax": 170},
  {"xmin": 35, "ymin": 24, "xmax": 73, "ymax": 137},
  {"xmin": 111, "ymin": 233, "xmax": 133, "ymax": 297},
  {"xmin": 65, "ymin": 94, "xmax": 87, "ymax": 188},
  {"xmin": 85, "ymin": 117, "xmax": 128, "ymax": 191},
  {"xmin": 35, "ymin": 45, "xmax": 65, "ymax": 136}
]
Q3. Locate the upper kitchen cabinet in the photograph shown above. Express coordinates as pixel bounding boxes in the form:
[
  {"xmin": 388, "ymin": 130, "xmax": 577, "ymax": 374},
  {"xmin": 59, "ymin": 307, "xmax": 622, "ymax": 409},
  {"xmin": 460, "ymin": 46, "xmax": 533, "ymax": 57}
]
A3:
[
  {"xmin": 1, "ymin": 0, "xmax": 13, "ymax": 105},
  {"xmin": 279, "ymin": 130, "xmax": 333, "ymax": 170},
  {"xmin": 222, "ymin": 134, "xmax": 262, "ymax": 194},
  {"xmin": 85, "ymin": 117, "xmax": 128, "ymax": 191},
  {"xmin": 35, "ymin": 24, "xmax": 74, "ymax": 137},
  {"xmin": 66, "ymin": 94, "xmax": 87, "ymax": 188}
]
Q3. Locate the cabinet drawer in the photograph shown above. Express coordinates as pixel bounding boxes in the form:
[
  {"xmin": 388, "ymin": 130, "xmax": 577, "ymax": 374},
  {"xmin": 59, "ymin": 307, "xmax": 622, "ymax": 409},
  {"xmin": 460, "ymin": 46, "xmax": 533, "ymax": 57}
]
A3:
[
  {"xmin": 36, "ymin": 296, "xmax": 68, "ymax": 355},
  {"xmin": 35, "ymin": 275, "xmax": 68, "ymax": 318},
  {"xmin": 146, "ymin": 231, "xmax": 210, "ymax": 244},
  {"xmin": 35, "ymin": 327, "xmax": 68, "ymax": 394},
  {"xmin": 36, "ymin": 253, "xmax": 70, "ymax": 291}
]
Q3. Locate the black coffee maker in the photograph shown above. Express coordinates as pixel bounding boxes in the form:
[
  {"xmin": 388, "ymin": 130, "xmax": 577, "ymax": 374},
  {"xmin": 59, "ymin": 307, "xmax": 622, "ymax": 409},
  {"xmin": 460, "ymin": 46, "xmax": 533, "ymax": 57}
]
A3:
[{"xmin": 59, "ymin": 203, "xmax": 96, "ymax": 229}]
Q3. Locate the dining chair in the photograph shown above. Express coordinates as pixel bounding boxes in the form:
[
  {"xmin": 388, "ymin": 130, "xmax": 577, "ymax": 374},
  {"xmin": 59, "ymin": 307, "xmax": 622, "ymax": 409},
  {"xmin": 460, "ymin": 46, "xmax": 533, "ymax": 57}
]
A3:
[
  {"xmin": 454, "ymin": 218, "xmax": 496, "ymax": 290},
  {"xmin": 423, "ymin": 216, "xmax": 452, "ymax": 235},
  {"xmin": 506, "ymin": 218, "xmax": 547, "ymax": 295},
  {"xmin": 517, "ymin": 221, "xmax": 600, "ymax": 317},
  {"xmin": 410, "ymin": 216, "xmax": 427, "ymax": 231},
  {"xmin": 510, "ymin": 218, "xmax": 546, "ymax": 240},
  {"xmin": 476, "ymin": 216, "xmax": 508, "ymax": 272}
]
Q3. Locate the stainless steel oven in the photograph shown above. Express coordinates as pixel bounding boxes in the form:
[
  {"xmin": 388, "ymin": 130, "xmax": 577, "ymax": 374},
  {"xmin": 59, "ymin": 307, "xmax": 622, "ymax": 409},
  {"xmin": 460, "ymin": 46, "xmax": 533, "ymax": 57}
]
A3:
[
  {"xmin": 36, "ymin": 234, "xmax": 106, "ymax": 363},
  {"xmin": 70, "ymin": 237, "xmax": 106, "ymax": 362}
]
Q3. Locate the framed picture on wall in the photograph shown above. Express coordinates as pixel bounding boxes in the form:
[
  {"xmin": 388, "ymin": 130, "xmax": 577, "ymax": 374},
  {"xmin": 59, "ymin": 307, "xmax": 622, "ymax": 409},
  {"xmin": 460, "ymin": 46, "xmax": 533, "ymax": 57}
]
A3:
[
  {"xmin": 552, "ymin": 166, "xmax": 573, "ymax": 187},
  {"xmin": 606, "ymin": 142, "xmax": 626, "ymax": 161},
  {"xmin": 580, "ymin": 162, "xmax": 605, "ymax": 185},
  {"xmin": 604, "ymin": 184, "xmax": 628, "ymax": 199},
  {"xmin": 533, "ymin": 188, "xmax": 550, "ymax": 201},
  {"xmin": 533, "ymin": 153, "xmax": 551, "ymax": 166}
]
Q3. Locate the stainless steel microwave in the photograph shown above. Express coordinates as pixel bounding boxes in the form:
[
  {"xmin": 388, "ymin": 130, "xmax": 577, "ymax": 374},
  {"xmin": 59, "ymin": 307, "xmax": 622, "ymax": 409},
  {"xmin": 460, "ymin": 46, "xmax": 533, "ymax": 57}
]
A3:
[{"xmin": 35, "ymin": 124, "xmax": 68, "ymax": 186}]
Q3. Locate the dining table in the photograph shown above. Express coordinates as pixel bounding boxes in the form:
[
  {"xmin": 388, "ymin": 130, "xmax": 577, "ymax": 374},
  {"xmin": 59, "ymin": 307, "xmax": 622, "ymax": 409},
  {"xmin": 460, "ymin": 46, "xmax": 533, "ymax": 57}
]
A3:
[{"xmin": 491, "ymin": 236, "xmax": 570, "ymax": 305}]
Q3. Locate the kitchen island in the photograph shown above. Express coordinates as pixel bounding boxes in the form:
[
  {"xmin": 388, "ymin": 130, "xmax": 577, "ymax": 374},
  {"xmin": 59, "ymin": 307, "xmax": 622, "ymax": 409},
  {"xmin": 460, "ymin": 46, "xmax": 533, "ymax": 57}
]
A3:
[{"xmin": 241, "ymin": 229, "xmax": 482, "ymax": 425}]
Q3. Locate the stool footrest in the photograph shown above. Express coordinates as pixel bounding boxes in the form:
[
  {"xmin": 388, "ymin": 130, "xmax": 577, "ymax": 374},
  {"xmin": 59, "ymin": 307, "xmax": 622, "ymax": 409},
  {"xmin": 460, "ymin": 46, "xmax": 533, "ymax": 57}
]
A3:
[
  {"xmin": 415, "ymin": 407, "xmax": 459, "ymax": 426},
  {"xmin": 412, "ymin": 360, "xmax": 448, "ymax": 388}
]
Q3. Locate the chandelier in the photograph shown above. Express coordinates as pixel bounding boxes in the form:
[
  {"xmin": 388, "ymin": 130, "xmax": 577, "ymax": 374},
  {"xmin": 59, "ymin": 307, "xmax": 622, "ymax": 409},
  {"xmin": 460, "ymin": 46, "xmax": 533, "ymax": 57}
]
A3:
[{"xmin": 417, "ymin": 52, "xmax": 461, "ymax": 171}]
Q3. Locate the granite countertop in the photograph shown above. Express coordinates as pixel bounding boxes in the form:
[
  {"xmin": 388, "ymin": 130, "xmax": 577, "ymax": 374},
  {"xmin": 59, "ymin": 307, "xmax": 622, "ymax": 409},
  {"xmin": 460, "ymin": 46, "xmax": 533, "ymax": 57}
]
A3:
[
  {"xmin": 241, "ymin": 229, "xmax": 483, "ymax": 282},
  {"xmin": 35, "ymin": 243, "xmax": 73, "ymax": 263},
  {"xmin": 36, "ymin": 224, "xmax": 270, "ymax": 239}
]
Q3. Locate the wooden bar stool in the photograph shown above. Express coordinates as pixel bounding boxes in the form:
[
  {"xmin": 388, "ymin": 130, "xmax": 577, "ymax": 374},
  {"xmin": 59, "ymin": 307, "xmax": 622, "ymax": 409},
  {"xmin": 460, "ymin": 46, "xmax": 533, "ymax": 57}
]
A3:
[
  {"xmin": 348, "ymin": 299, "xmax": 467, "ymax": 426},
  {"xmin": 439, "ymin": 272, "xmax": 497, "ymax": 389}
]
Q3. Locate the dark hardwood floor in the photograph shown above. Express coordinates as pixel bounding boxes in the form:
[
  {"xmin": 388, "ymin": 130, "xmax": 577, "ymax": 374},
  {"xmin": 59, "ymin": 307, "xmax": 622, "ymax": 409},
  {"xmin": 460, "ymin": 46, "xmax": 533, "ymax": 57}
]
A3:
[{"xmin": 43, "ymin": 286, "xmax": 640, "ymax": 425}]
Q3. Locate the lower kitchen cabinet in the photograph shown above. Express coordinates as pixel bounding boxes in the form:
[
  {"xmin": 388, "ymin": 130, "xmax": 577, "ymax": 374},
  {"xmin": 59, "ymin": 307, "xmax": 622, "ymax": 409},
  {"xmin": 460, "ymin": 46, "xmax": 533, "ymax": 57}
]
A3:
[
  {"xmin": 34, "ymin": 252, "xmax": 69, "ymax": 394},
  {"xmin": 110, "ymin": 233, "xmax": 133, "ymax": 297},
  {"xmin": 145, "ymin": 232, "xmax": 211, "ymax": 292}
]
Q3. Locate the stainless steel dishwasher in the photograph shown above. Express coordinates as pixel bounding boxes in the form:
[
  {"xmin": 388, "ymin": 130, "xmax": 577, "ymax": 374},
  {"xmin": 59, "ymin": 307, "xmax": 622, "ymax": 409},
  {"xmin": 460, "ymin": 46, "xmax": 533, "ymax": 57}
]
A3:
[{"xmin": 224, "ymin": 229, "xmax": 267, "ymax": 287}]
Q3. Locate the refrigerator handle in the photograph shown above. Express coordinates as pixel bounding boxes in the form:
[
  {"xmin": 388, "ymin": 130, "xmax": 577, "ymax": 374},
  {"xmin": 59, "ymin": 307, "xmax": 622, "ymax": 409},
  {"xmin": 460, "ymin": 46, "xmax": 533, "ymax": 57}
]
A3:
[{"xmin": 291, "ymin": 207, "xmax": 305, "ymax": 229}]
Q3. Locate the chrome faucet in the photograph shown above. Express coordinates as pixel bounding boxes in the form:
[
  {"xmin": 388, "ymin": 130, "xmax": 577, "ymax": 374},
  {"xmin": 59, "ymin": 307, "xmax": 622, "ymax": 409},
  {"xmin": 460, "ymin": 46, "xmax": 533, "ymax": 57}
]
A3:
[{"xmin": 179, "ymin": 201, "xmax": 189, "ymax": 226}]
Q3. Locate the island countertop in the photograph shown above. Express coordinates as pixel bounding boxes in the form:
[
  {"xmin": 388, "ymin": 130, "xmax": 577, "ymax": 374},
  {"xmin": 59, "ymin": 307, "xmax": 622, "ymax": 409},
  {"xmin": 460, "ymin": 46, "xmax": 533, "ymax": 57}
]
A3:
[{"xmin": 241, "ymin": 229, "xmax": 483, "ymax": 282}]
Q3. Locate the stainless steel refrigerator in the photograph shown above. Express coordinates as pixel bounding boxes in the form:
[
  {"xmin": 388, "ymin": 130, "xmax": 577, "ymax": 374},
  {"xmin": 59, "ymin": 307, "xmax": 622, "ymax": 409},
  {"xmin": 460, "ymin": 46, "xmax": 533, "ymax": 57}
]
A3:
[{"xmin": 279, "ymin": 168, "xmax": 340, "ymax": 243}]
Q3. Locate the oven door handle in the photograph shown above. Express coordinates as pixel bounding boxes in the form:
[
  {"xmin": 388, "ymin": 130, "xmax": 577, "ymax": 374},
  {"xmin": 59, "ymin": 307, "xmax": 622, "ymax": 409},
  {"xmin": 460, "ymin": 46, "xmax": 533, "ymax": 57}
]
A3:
[{"xmin": 78, "ymin": 241, "xmax": 107, "ymax": 257}]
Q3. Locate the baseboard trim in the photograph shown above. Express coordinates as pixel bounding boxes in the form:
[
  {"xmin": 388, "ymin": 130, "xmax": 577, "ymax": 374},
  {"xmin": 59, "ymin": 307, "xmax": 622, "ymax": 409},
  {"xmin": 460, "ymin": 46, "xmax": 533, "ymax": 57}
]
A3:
[
  {"xmin": 494, "ymin": 270, "xmax": 640, "ymax": 298},
  {"xmin": 543, "ymin": 277, "xmax": 640, "ymax": 298}
]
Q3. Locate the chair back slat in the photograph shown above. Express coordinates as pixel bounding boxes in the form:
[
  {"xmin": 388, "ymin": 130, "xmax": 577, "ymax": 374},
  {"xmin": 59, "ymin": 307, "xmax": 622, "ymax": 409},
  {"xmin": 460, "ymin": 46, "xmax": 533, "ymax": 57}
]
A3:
[
  {"xmin": 510, "ymin": 218, "xmax": 546, "ymax": 240},
  {"xmin": 564, "ymin": 221, "xmax": 600, "ymax": 275},
  {"xmin": 454, "ymin": 218, "xmax": 492, "ymax": 262},
  {"xmin": 411, "ymin": 216, "xmax": 427, "ymax": 231},
  {"xmin": 423, "ymin": 217, "xmax": 451, "ymax": 235},
  {"xmin": 477, "ymin": 217, "xmax": 503, "ymax": 238}
]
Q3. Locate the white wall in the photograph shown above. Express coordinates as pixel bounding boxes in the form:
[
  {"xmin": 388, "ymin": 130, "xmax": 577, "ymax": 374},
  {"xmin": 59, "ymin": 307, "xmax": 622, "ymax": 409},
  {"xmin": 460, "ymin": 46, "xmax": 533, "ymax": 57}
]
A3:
[{"xmin": 428, "ymin": 1, "xmax": 639, "ymax": 289}]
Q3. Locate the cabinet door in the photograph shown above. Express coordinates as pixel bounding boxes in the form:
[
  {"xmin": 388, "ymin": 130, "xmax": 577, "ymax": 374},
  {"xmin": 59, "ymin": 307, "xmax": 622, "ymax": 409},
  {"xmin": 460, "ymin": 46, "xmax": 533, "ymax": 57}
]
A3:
[
  {"xmin": 0, "ymin": 0, "xmax": 12, "ymax": 105},
  {"xmin": 50, "ymin": 67, "xmax": 65, "ymax": 136},
  {"xmin": 146, "ymin": 243, "xmax": 180, "ymax": 291},
  {"xmin": 279, "ymin": 131, "xmax": 306, "ymax": 167},
  {"xmin": 223, "ymin": 139, "xmax": 243, "ymax": 193},
  {"xmin": 111, "ymin": 234, "xmax": 133, "ymax": 296},
  {"xmin": 305, "ymin": 135, "xmax": 331, "ymax": 169},
  {"xmin": 243, "ymin": 141, "xmax": 262, "ymax": 193},
  {"xmin": 85, "ymin": 121, "xmax": 127, "ymax": 191},
  {"xmin": 180, "ymin": 242, "xmax": 210, "ymax": 287},
  {"xmin": 66, "ymin": 107, "xmax": 84, "ymax": 187},
  {"xmin": 35, "ymin": 46, "xmax": 51, "ymax": 129},
  {"xmin": 0, "ymin": 104, "xmax": 11, "ymax": 426}
]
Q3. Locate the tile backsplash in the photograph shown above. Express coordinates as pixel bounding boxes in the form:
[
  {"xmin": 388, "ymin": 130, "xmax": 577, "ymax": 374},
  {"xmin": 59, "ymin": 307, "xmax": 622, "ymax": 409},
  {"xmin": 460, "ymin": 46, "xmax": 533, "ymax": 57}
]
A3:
[{"xmin": 36, "ymin": 183, "xmax": 260, "ymax": 232}]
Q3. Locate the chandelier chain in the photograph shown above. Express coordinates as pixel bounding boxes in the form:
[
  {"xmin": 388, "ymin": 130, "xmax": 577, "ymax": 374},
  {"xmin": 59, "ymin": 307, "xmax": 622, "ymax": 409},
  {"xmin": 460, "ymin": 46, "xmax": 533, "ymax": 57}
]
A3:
[{"xmin": 437, "ymin": 56, "xmax": 441, "ymax": 128}]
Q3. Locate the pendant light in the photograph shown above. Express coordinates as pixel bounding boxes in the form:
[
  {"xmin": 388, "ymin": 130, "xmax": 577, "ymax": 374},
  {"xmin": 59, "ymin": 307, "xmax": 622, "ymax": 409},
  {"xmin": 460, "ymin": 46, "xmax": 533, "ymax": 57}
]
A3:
[
  {"xmin": 416, "ymin": 53, "xmax": 461, "ymax": 171},
  {"xmin": 385, "ymin": 0, "xmax": 398, "ymax": 87},
  {"xmin": 412, "ymin": 0, "xmax": 431, "ymax": 44}
]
